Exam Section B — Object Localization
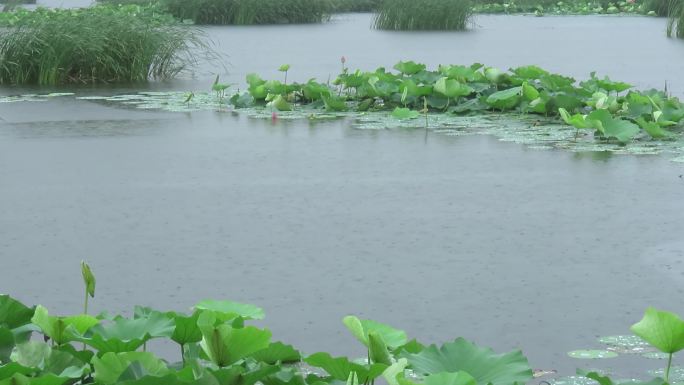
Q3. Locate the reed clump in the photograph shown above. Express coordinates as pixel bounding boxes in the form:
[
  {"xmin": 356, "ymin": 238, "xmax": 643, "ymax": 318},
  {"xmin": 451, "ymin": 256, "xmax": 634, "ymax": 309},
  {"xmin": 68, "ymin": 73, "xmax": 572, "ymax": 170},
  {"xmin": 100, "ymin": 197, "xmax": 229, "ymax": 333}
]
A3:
[
  {"xmin": 0, "ymin": 5, "xmax": 208, "ymax": 85},
  {"xmin": 667, "ymin": 0, "xmax": 683, "ymax": 37},
  {"xmin": 330, "ymin": 0, "xmax": 382, "ymax": 12},
  {"xmin": 160, "ymin": 0, "xmax": 331, "ymax": 24},
  {"xmin": 373, "ymin": 0, "xmax": 473, "ymax": 30}
]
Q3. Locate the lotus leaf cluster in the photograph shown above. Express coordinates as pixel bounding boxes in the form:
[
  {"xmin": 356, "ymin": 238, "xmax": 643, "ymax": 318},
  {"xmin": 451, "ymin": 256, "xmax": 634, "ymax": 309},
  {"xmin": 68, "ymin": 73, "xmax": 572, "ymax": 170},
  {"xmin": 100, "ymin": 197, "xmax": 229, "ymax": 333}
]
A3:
[
  {"xmin": 229, "ymin": 62, "xmax": 683, "ymax": 144},
  {"xmin": 0, "ymin": 294, "xmax": 535, "ymax": 385}
]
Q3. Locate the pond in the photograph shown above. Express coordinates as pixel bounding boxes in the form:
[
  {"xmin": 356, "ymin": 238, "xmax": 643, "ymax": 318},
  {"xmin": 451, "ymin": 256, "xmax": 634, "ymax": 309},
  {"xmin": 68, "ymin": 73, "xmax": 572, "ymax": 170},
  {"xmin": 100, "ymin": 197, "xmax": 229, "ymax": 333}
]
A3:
[{"xmin": 1, "ymin": 10, "xmax": 684, "ymax": 382}]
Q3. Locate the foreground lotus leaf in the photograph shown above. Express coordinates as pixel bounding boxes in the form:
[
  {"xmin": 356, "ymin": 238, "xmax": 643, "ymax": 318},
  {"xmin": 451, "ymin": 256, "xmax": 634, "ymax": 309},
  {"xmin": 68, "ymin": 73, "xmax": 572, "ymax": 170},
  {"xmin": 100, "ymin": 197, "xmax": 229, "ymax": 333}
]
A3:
[
  {"xmin": 631, "ymin": 308, "xmax": 684, "ymax": 354},
  {"xmin": 304, "ymin": 352, "xmax": 387, "ymax": 383},
  {"xmin": 400, "ymin": 337, "xmax": 533, "ymax": 385},
  {"xmin": 92, "ymin": 352, "xmax": 168, "ymax": 385},
  {"xmin": 342, "ymin": 315, "xmax": 408, "ymax": 349},
  {"xmin": 194, "ymin": 300, "xmax": 265, "ymax": 320}
]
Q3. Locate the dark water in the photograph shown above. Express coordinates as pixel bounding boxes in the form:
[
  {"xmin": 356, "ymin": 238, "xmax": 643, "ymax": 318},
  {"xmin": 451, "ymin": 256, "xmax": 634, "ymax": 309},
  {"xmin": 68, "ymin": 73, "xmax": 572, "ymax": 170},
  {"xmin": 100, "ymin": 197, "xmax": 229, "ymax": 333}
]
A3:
[{"xmin": 2, "ymin": 11, "xmax": 684, "ymax": 381}]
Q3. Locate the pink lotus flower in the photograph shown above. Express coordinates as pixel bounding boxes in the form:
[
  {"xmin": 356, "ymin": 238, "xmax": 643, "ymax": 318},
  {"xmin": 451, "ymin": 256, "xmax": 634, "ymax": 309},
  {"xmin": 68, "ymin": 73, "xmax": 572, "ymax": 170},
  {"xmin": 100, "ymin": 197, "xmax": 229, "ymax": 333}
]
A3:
[
  {"xmin": 271, "ymin": 111, "xmax": 278, "ymax": 122},
  {"xmin": 341, "ymin": 56, "xmax": 346, "ymax": 64}
]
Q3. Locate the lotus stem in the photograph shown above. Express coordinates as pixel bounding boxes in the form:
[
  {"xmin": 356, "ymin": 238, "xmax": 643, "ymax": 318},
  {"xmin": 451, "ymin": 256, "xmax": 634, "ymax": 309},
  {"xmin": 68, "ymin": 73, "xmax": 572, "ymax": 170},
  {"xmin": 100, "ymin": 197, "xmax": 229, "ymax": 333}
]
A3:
[
  {"xmin": 181, "ymin": 344, "xmax": 185, "ymax": 365},
  {"xmin": 666, "ymin": 352, "xmax": 673, "ymax": 382},
  {"xmin": 84, "ymin": 290, "xmax": 89, "ymax": 315}
]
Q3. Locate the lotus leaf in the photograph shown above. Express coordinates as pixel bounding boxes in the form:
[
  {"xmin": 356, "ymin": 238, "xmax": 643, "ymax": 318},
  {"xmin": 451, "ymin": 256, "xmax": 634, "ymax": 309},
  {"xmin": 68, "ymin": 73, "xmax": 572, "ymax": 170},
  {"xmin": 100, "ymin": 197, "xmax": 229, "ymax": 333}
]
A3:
[
  {"xmin": 393, "ymin": 61, "xmax": 426, "ymax": 75},
  {"xmin": 92, "ymin": 352, "xmax": 168, "ymax": 385},
  {"xmin": 391, "ymin": 107, "xmax": 420, "ymax": 120},
  {"xmin": 486, "ymin": 87, "xmax": 522, "ymax": 110},
  {"xmin": 304, "ymin": 352, "xmax": 387, "ymax": 383},
  {"xmin": 31, "ymin": 306, "xmax": 98, "ymax": 345},
  {"xmin": 631, "ymin": 308, "xmax": 684, "ymax": 354},
  {"xmin": 434, "ymin": 78, "xmax": 473, "ymax": 99},
  {"xmin": 194, "ymin": 300, "xmax": 264, "ymax": 320},
  {"xmin": 249, "ymin": 342, "xmax": 301, "ymax": 364},
  {"xmin": 400, "ymin": 337, "xmax": 533, "ymax": 385},
  {"xmin": 170, "ymin": 312, "xmax": 202, "ymax": 346},
  {"xmin": 342, "ymin": 316, "xmax": 407, "ymax": 349},
  {"xmin": 197, "ymin": 311, "xmax": 271, "ymax": 367},
  {"xmin": 425, "ymin": 371, "xmax": 478, "ymax": 385},
  {"xmin": 0, "ymin": 296, "xmax": 34, "ymax": 330}
]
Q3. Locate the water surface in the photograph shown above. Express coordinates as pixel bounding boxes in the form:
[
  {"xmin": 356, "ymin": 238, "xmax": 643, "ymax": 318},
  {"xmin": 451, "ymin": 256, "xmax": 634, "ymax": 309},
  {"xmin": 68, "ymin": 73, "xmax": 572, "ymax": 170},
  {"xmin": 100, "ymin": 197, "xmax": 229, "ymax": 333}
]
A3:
[{"xmin": 2, "ymin": 10, "xmax": 684, "ymax": 382}]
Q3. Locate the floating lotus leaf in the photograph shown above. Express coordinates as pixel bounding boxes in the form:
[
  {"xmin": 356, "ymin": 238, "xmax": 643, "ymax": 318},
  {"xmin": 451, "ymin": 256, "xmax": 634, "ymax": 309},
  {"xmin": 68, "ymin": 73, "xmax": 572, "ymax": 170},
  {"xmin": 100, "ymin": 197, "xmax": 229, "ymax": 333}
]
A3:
[
  {"xmin": 567, "ymin": 350, "xmax": 618, "ymax": 359},
  {"xmin": 391, "ymin": 107, "xmax": 420, "ymax": 120}
]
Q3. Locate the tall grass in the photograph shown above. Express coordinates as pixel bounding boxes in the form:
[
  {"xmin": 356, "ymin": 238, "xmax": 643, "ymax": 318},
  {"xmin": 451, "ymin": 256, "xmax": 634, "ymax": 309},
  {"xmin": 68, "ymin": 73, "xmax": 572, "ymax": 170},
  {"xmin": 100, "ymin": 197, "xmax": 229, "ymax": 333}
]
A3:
[
  {"xmin": 667, "ymin": 0, "xmax": 683, "ymax": 37},
  {"xmin": 374, "ymin": 0, "xmax": 472, "ymax": 30},
  {"xmin": 331, "ymin": 0, "xmax": 382, "ymax": 12},
  {"xmin": 0, "ymin": 6, "xmax": 208, "ymax": 85},
  {"xmin": 142, "ymin": 0, "xmax": 332, "ymax": 24}
]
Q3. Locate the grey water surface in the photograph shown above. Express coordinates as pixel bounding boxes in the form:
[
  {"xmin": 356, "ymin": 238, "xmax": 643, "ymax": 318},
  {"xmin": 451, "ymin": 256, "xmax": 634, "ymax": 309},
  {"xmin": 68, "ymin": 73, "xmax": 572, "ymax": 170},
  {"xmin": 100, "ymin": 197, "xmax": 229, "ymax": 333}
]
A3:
[{"xmin": 1, "ymin": 11, "xmax": 684, "ymax": 381}]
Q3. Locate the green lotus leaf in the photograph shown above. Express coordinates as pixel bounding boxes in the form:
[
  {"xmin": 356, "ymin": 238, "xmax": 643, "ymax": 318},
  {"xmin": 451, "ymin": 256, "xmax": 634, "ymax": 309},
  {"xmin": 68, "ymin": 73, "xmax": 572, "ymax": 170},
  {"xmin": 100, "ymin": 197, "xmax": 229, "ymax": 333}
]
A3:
[
  {"xmin": 540, "ymin": 73, "xmax": 575, "ymax": 91},
  {"xmin": 0, "ymin": 372, "xmax": 69, "ymax": 385},
  {"xmin": 391, "ymin": 107, "xmax": 420, "ymax": 120},
  {"xmin": 522, "ymin": 82, "xmax": 539, "ymax": 101},
  {"xmin": 401, "ymin": 337, "xmax": 533, "ymax": 385},
  {"xmin": 246, "ymin": 73, "xmax": 266, "ymax": 88},
  {"xmin": 197, "ymin": 311, "xmax": 271, "ymax": 367},
  {"xmin": 486, "ymin": 87, "xmax": 522, "ymax": 110},
  {"xmin": 229, "ymin": 92, "xmax": 255, "ymax": 108},
  {"xmin": 0, "ymin": 328, "xmax": 13, "ymax": 364},
  {"xmin": 10, "ymin": 342, "xmax": 50, "ymax": 369},
  {"xmin": 559, "ymin": 108, "xmax": 588, "ymax": 129},
  {"xmin": 194, "ymin": 300, "xmax": 263, "ymax": 321},
  {"xmin": 82, "ymin": 312, "xmax": 174, "ymax": 353},
  {"xmin": 382, "ymin": 358, "xmax": 415, "ymax": 385},
  {"xmin": 116, "ymin": 373, "xmax": 192, "ymax": 385},
  {"xmin": 342, "ymin": 316, "xmax": 407, "ymax": 349},
  {"xmin": 31, "ymin": 306, "xmax": 98, "ymax": 345},
  {"xmin": 278, "ymin": 64, "xmax": 290, "ymax": 72},
  {"xmin": 426, "ymin": 95, "xmax": 449, "ymax": 109},
  {"xmin": 92, "ymin": 352, "xmax": 168, "ymax": 385},
  {"xmin": 368, "ymin": 331, "xmax": 392, "ymax": 365},
  {"xmin": 271, "ymin": 95, "xmax": 292, "ymax": 112},
  {"xmin": 425, "ymin": 371, "xmax": 478, "ymax": 385},
  {"xmin": 586, "ymin": 110, "xmax": 640, "ymax": 143},
  {"xmin": 434, "ymin": 78, "xmax": 473, "ymax": 99},
  {"xmin": 302, "ymin": 81, "xmax": 332, "ymax": 101},
  {"xmin": 393, "ymin": 61, "xmax": 426, "ymax": 75},
  {"xmin": 0, "ymin": 296, "xmax": 34, "ymax": 330},
  {"xmin": 511, "ymin": 65, "xmax": 549, "ymax": 80},
  {"xmin": 631, "ymin": 308, "xmax": 684, "ymax": 354},
  {"xmin": 170, "ymin": 312, "xmax": 202, "ymax": 346},
  {"xmin": 0, "ymin": 363, "xmax": 36, "ymax": 380},
  {"xmin": 322, "ymin": 95, "xmax": 348, "ymax": 112},
  {"xmin": 484, "ymin": 67, "xmax": 504, "ymax": 83},
  {"xmin": 636, "ymin": 118, "xmax": 673, "ymax": 139},
  {"xmin": 440, "ymin": 65, "xmax": 479, "ymax": 82},
  {"xmin": 304, "ymin": 352, "xmax": 387, "ymax": 383},
  {"xmin": 552, "ymin": 93, "xmax": 584, "ymax": 111},
  {"xmin": 623, "ymin": 93, "xmax": 653, "ymax": 118},
  {"xmin": 249, "ymin": 342, "xmax": 301, "ymax": 364}
]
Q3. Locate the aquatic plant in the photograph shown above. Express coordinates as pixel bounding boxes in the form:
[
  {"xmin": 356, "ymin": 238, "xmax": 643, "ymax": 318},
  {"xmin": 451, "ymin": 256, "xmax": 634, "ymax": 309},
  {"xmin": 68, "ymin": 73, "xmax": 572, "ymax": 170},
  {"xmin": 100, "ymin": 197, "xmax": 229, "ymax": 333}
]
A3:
[
  {"xmin": 0, "ymin": 5, "xmax": 209, "ymax": 85},
  {"xmin": 161, "ymin": 0, "xmax": 332, "ymax": 25},
  {"xmin": 330, "ymin": 0, "xmax": 382, "ymax": 12},
  {"xmin": 631, "ymin": 308, "xmax": 684, "ymax": 382},
  {"xmin": 473, "ymin": 0, "xmax": 658, "ymax": 15},
  {"xmin": 373, "ymin": 0, "xmax": 473, "ymax": 30},
  {"xmin": 0, "ymin": 264, "xmax": 535, "ymax": 385},
  {"xmin": 229, "ymin": 61, "xmax": 683, "ymax": 144},
  {"xmin": 667, "ymin": 0, "xmax": 684, "ymax": 37}
]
